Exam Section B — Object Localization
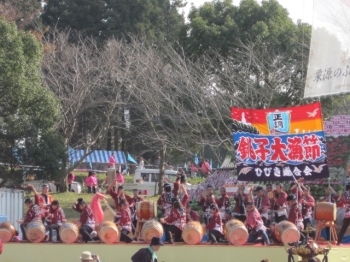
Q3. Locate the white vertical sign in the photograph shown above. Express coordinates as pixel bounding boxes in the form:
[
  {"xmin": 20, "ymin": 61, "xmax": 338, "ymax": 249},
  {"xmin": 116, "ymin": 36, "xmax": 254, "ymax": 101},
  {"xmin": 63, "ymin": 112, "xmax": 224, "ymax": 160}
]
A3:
[{"xmin": 304, "ymin": 0, "xmax": 350, "ymax": 98}]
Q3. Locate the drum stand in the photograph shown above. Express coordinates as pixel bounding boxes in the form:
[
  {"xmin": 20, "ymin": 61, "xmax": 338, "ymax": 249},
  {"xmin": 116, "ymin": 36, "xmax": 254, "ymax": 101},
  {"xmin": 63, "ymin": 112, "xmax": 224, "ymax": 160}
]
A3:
[{"xmin": 315, "ymin": 220, "xmax": 337, "ymax": 244}]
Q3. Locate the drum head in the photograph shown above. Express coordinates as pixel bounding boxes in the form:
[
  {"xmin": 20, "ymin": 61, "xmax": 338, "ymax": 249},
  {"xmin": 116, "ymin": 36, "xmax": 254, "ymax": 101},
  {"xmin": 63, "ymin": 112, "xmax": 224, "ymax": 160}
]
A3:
[
  {"xmin": 60, "ymin": 227, "xmax": 78, "ymax": 244},
  {"xmin": 281, "ymin": 228, "xmax": 300, "ymax": 244},
  {"xmin": 182, "ymin": 228, "xmax": 201, "ymax": 245},
  {"xmin": 100, "ymin": 227, "xmax": 118, "ymax": 244},
  {"xmin": 228, "ymin": 227, "xmax": 248, "ymax": 245},
  {"xmin": 0, "ymin": 229, "xmax": 13, "ymax": 243},
  {"xmin": 142, "ymin": 227, "xmax": 162, "ymax": 243},
  {"xmin": 27, "ymin": 228, "xmax": 44, "ymax": 243}
]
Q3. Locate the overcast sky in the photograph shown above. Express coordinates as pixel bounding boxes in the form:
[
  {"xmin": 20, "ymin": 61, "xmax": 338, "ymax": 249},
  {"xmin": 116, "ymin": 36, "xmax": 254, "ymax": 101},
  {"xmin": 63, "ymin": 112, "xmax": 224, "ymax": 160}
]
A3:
[{"xmin": 183, "ymin": 0, "xmax": 314, "ymax": 24}]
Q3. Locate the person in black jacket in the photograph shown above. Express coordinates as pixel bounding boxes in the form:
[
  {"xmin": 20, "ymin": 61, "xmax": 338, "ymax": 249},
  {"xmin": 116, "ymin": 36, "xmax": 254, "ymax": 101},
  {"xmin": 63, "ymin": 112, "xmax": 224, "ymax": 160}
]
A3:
[{"xmin": 131, "ymin": 237, "xmax": 163, "ymax": 262}]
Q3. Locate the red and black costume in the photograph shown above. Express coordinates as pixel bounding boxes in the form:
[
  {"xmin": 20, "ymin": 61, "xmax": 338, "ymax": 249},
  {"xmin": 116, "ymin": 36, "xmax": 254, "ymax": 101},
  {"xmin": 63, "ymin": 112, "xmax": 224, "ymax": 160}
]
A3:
[
  {"xmin": 34, "ymin": 193, "xmax": 54, "ymax": 222},
  {"xmin": 130, "ymin": 195, "xmax": 144, "ymax": 233},
  {"xmin": 273, "ymin": 191, "xmax": 288, "ymax": 223},
  {"xmin": 233, "ymin": 193, "xmax": 248, "ymax": 222},
  {"xmin": 119, "ymin": 202, "xmax": 134, "ymax": 243},
  {"xmin": 217, "ymin": 194, "xmax": 230, "ymax": 221},
  {"xmin": 73, "ymin": 204, "xmax": 95, "ymax": 243},
  {"xmin": 163, "ymin": 195, "xmax": 188, "ymax": 242},
  {"xmin": 108, "ymin": 188, "xmax": 133, "ymax": 222},
  {"xmin": 254, "ymin": 194, "xmax": 270, "ymax": 224},
  {"xmin": 245, "ymin": 208, "xmax": 270, "ymax": 244},
  {"xmin": 186, "ymin": 210, "xmax": 200, "ymax": 223},
  {"xmin": 157, "ymin": 191, "xmax": 174, "ymax": 217},
  {"xmin": 288, "ymin": 203, "xmax": 303, "ymax": 229},
  {"xmin": 20, "ymin": 204, "xmax": 41, "ymax": 241},
  {"xmin": 337, "ymin": 189, "xmax": 350, "ymax": 244},
  {"xmin": 206, "ymin": 211, "xmax": 223, "ymax": 244},
  {"xmin": 199, "ymin": 195, "xmax": 218, "ymax": 224},
  {"xmin": 46, "ymin": 207, "xmax": 66, "ymax": 241}
]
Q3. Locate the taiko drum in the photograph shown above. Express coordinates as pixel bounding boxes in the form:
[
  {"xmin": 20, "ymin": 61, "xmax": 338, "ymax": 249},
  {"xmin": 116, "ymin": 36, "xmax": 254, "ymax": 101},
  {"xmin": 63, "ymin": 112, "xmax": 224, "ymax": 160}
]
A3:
[
  {"xmin": 26, "ymin": 220, "xmax": 46, "ymax": 243},
  {"xmin": 98, "ymin": 221, "xmax": 120, "ymax": 244},
  {"xmin": 136, "ymin": 201, "xmax": 157, "ymax": 221},
  {"xmin": 182, "ymin": 221, "xmax": 204, "ymax": 245},
  {"xmin": 224, "ymin": 219, "xmax": 248, "ymax": 245},
  {"xmin": 0, "ymin": 221, "xmax": 16, "ymax": 243},
  {"xmin": 141, "ymin": 220, "xmax": 163, "ymax": 244},
  {"xmin": 314, "ymin": 202, "xmax": 336, "ymax": 221},
  {"xmin": 275, "ymin": 221, "xmax": 300, "ymax": 244},
  {"xmin": 59, "ymin": 222, "xmax": 79, "ymax": 244}
]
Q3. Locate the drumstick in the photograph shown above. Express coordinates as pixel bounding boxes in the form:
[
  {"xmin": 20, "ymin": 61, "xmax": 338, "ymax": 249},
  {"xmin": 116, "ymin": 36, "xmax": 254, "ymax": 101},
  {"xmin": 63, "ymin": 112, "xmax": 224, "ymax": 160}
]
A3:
[{"xmin": 103, "ymin": 198, "xmax": 117, "ymax": 217}]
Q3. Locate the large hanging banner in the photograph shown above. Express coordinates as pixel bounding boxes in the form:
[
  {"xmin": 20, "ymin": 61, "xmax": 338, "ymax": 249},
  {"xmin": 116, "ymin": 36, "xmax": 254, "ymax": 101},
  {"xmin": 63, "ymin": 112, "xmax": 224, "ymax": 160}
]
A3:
[
  {"xmin": 231, "ymin": 102, "xmax": 323, "ymax": 135},
  {"xmin": 304, "ymin": 0, "xmax": 350, "ymax": 98},
  {"xmin": 233, "ymin": 131, "xmax": 329, "ymax": 181}
]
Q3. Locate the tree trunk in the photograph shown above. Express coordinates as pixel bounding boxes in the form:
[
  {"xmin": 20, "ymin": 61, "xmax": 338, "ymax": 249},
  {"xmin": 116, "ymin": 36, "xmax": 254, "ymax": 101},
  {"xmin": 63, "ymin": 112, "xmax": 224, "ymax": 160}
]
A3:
[{"xmin": 157, "ymin": 145, "xmax": 165, "ymax": 195}]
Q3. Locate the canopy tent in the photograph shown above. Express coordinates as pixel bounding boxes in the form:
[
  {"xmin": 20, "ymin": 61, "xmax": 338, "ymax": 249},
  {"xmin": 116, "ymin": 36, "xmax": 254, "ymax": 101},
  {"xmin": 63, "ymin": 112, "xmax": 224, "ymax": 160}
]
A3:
[{"xmin": 69, "ymin": 149, "xmax": 126, "ymax": 164}]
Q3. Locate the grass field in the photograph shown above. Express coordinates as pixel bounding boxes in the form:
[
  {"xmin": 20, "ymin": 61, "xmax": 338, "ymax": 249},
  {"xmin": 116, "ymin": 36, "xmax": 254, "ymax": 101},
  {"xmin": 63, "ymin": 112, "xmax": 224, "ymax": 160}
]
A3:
[{"xmin": 24, "ymin": 173, "xmax": 204, "ymax": 220}]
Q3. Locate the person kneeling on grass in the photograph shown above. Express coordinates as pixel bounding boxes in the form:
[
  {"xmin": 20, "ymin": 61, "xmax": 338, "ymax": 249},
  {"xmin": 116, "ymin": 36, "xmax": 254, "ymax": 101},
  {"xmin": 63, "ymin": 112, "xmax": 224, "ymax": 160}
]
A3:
[
  {"xmin": 205, "ymin": 204, "xmax": 224, "ymax": 245},
  {"xmin": 245, "ymin": 202, "xmax": 270, "ymax": 245}
]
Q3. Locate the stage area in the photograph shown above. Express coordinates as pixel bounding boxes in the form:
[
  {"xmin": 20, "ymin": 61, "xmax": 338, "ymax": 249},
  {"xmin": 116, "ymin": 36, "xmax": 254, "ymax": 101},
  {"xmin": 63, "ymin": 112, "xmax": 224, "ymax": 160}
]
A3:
[{"xmin": 2, "ymin": 243, "xmax": 350, "ymax": 262}]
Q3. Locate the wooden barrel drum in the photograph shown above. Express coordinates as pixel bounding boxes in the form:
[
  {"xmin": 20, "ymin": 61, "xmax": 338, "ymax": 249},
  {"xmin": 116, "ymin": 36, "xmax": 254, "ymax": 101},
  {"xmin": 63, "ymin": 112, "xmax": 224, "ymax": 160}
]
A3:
[
  {"xmin": 224, "ymin": 219, "xmax": 248, "ymax": 245},
  {"xmin": 26, "ymin": 221, "xmax": 46, "ymax": 243},
  {"xmin": 182, "ymin": 221, "xmax": 204, "ymax": 245},
  {"xmin": 98, "ymin": 221, "xmax": 119, "ymax": 244},
  {"xmin": 314, "ymin": 202, "xmax": 336, "ymax": 221},
  {"xmin": 59, "ymin": 222, "xmax": 79, "ymax": 244},
  {"xmin": 0, "ymin": 221, "xmax": 16, "ymax": 243},
  {"xmin": 136, "ymin": 201, "xmax": 157, "ymax": 220},
  {"xmin": 141, "ymin": 220, "xmax": 163, "ymax": 244},
  {"xmin": 275, "ymin": 221, "xmax": 300, "ymax": 244}
]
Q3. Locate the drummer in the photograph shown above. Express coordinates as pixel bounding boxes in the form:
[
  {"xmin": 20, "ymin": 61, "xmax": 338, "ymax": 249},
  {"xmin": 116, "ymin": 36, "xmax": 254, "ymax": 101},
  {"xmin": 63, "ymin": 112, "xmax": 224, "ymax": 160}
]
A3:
[
  {"xmin": 286, "ymin": 195, "xmax": 303, "ymax": 230},
  {"xmin": 164, "ymin": 176, "xmax": 180, "ymax": 197},
  {"xmin": 130, "ymin": 189, "xmax": 144, "ymax": 234},
  {"xmin": 116, "ymin": 196, "xmax": 134, "ymax": 243},
  {"xmin": 245, "ymin": 201, "xmax": 270, "ymax": 245},
  {"xmin": 157, "ymin": 183, "xmax": 174, "ymax": 217},
  {"xmin": 72, "ymin": 198, "xmax": 96, "ymax": 243},
  {"xmin": 185, "ymin": 203, "xmax": 200, "ymax": 222},
  {"xmin": 108, "ymin": 183, "xmax": 133, "ymax": 222},
  {"xmin": 205, "ymin": 204, "xmax": 224, "ymax": 245},
  {"xmin": 337, "ymin": 183, "xmax": 350, "ymax": 245},
  {"xmin": 217, "ymin": 187, "xmax": 230, "ymax": 221},
  {"xmin": 250, "ymin": 186, "xmax": 270, "ymax": 227},
  {"xmin": 273, "ymin": 184, "xmax": 288, "ymax": 223},
  {"xmin": 160, "ymin": 197, "xmax": 187, "ymax": 244},
  {"xmin": 45, "ymin": 200, "xmax": 66, "ymax": 242},
  {"xmin": 232, "ymin": 184, "xmax": 248, "ymax": 222},
  {"xmin": 17, "ymin": 198, "xmax": 41, "ymax": 241},
  {"xmin": 199, "ymin": 185, "xmax": 218, "ymax": 224},
  {"xmin": 28, "ymin": 184, "xmax": 54, "ymax": 223},
  {"xmin": 300, "ymin": 186, "xmax": 315, "ymax": 232}
]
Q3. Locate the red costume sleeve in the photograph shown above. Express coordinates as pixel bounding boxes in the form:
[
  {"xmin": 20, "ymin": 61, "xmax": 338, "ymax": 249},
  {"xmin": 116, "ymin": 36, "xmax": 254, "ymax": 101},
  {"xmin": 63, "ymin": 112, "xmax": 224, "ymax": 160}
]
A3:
[
  {"xmin": 191, "ymin": 211, "xmax": 200, "ymax": 222},
  {"xmin": 262, "ymin": 196, "xmax": 270, "ymax": 207},
  {"xmin": 206, "ymin": 212, "xmax": 220, "ymax": 230},
  {"xmin": 165, "ymin": 209, "xmax": 178, "ymax": 224},
  {"xmin": 276, "ymin": 192, "xmax": 287, "ymax": 206},
  {"xmin": 80, "ymin": 209, "xmax": 89, "ymax": 224},
  {"xmin": 125, "ymin": 194, "xmax": 133, "ymax": 205},
  {"xmin": 108, "ymin": 188, "xmax": 119, "ymax": 200},
  {"xmin": 34, "ymin": 194, "xmax": 40, "ymax": 205},
  {"xmin": 23, "ymin": 209, "xmax": 33, "ymax": 223}
]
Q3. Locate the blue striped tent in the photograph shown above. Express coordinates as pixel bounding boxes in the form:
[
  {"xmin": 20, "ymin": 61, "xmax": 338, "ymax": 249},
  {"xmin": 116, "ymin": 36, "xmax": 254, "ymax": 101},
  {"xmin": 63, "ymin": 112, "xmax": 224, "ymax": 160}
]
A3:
[{"xmin": 69, "ymin": 148, "xmax": 126, "ymax": 164}]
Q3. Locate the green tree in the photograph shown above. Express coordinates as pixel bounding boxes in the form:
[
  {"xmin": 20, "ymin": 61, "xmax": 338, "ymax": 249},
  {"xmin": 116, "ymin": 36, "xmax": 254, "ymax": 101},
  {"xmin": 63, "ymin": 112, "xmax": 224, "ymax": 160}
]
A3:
[
  {"xmin": 0, "ymin": 18, "xmax": 59, "ymax": 186},
  {"xmin": 183, "ymin": 0, "xmax": 313, "ymax": 107},
  {"xmin": 41, "ymin": 0, "xmax": 185, "ymax": 42}
]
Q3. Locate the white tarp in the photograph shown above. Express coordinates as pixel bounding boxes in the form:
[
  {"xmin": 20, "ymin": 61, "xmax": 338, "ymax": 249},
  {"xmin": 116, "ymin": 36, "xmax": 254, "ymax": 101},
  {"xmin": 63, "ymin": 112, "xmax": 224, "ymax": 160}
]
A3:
[{"xmin": 304, "ymin": 0, "xmax": 350, "ymax": 98}]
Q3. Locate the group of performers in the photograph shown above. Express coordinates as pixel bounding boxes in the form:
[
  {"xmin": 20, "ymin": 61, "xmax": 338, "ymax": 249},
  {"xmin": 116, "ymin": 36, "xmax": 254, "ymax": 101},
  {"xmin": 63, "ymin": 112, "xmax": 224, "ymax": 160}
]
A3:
[{"xmin": 13, "ymin": 173, "xmax": 350, "ymax": 246}]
